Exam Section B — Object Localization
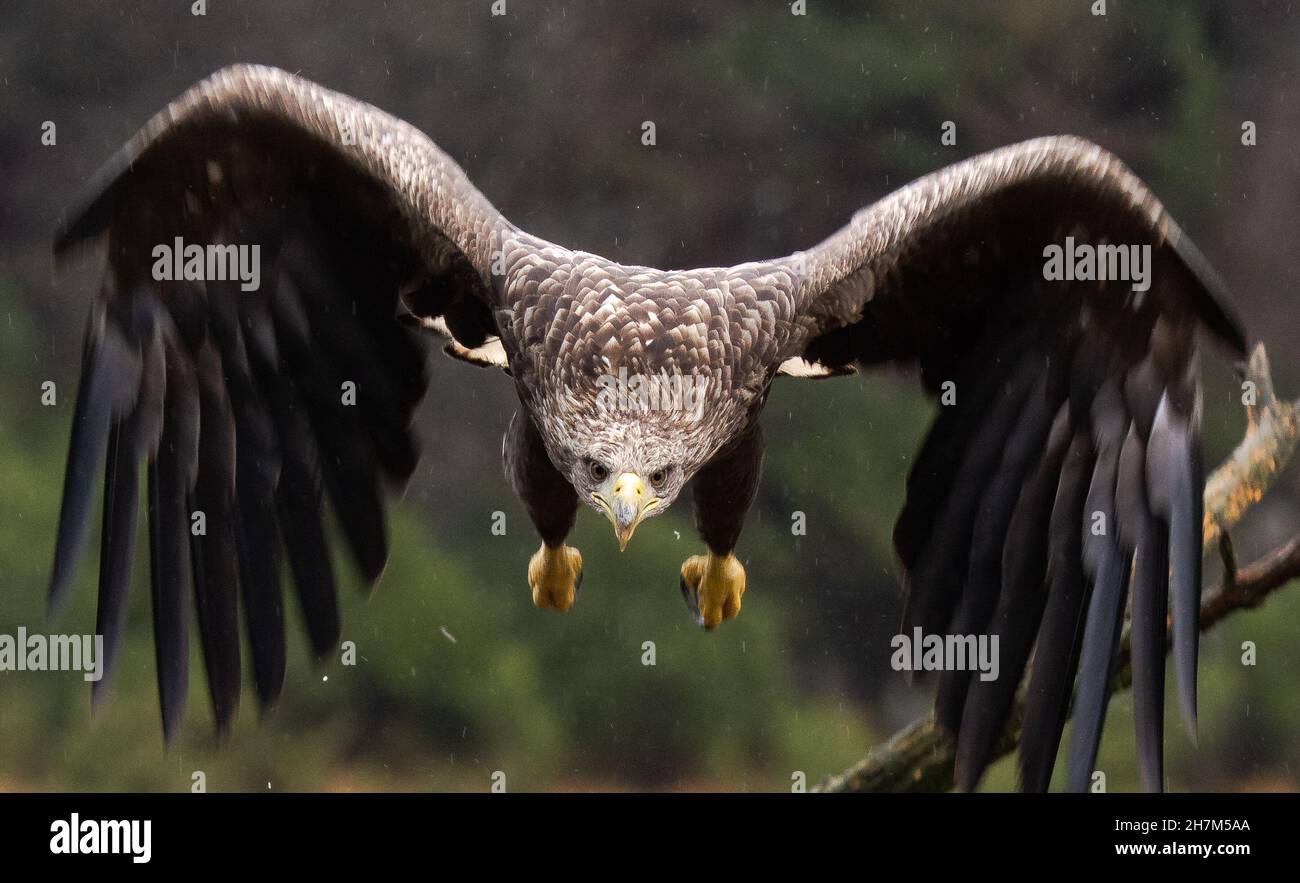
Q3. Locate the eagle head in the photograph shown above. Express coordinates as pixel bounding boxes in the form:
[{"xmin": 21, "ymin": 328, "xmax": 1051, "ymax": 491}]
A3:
[{"xmin": 537, "ymin": 365, "xmax": 742, "ymax": 550}]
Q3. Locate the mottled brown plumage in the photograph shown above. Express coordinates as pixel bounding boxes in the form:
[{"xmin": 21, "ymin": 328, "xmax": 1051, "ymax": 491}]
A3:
[{"xmin": 50, "ymin": 66, "xmax": 1245, "ymax": 791}]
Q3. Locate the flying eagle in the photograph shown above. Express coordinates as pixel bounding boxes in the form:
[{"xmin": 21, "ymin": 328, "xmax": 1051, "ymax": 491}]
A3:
[{"xmin": 49, "ymin": 65, "xmax": 1246, "ymax": 792}]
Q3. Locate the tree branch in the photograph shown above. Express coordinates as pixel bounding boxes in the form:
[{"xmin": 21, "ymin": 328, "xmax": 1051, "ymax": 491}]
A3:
[{"xmin": 815, "ymin": 345, "xmax": 1300, "ymax": 793}]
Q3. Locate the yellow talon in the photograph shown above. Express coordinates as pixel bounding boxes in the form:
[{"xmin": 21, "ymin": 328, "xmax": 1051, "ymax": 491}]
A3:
[
  {"xmin": 528, "ymin": 544, "xmax": 583, "ymax": 612},
  {"xmin": 679, "ymin": 552, "xmax": 746, "ymax": 630}
]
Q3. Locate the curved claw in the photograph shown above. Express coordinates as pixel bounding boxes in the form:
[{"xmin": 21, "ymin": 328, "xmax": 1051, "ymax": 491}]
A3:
[{"xmin": 679, "ymin": 572, "xmax": 703, "ymax": 626}]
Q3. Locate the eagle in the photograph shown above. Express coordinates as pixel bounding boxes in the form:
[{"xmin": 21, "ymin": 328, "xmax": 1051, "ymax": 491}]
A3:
[{"xmin": 48, "ymin": 65, "xmax": 1246, "ymax": 792}]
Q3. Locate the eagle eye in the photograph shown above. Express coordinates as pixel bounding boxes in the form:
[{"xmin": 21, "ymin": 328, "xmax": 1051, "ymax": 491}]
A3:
[
  {"xmin": 588, "ymin": 460, "xmax": 609, "ymax": 482},
  {"xmin": 649, "ymin": 468, "xmax": 668, "ymax": 488}
]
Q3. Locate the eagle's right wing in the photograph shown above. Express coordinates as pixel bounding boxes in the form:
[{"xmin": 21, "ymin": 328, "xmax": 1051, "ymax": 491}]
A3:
[
  {"xmin": 784, "ymin": 137, "xmax": 1248, "ymax": 791},
  {"xmin": 50, "ymin": 65, "xmax": 511, "ymax": 739}
]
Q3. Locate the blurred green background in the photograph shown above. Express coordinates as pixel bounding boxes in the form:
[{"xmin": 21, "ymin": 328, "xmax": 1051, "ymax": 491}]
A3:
[{"xmin": 0, "ymin": 0, "xmax": 1297, "ymax": 792}]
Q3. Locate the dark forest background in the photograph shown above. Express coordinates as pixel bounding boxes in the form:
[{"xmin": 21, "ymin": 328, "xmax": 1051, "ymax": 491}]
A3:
[{"xmin": 0, "ymin": 0, "xmax": 1297, "ymax": 791}]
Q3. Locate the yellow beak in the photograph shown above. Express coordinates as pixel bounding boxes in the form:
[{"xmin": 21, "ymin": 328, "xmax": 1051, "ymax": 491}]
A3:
[{"xmin": 595, "ymin": 472, "xmax": 658, "ymax": 551}]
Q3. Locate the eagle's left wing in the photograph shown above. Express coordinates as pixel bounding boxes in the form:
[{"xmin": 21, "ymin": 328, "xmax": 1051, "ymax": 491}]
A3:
[
  {"xmin": 47, "ymin": 65, "xmax": 511, "ymax": 739},
  {"xmin": 783, "ymin": 137, "xmax": 1247, "ymax": 792}
]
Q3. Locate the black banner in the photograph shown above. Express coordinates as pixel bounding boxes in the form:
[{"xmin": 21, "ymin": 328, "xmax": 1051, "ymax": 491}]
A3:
[{"xmin": 0, "ymin": 792, "xmax": 1287, "ymax": 868}]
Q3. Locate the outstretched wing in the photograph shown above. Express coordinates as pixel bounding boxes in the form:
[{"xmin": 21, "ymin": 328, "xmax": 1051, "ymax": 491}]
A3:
[
  {"xmin": 50, "ymin": 65, "xmax": 510, "ymax": 740},
  {"xmin": 786, "ymin": 137, "xmax": 1247, "ymax": 792}
]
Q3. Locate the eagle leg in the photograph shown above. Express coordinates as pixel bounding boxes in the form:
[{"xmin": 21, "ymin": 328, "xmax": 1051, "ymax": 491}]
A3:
[
  {"xmin": 529, "ymin": 544, "xmax": 584, "ymax": 612},
  {"xmin": 504, "ymin": 411, "xmax": 582, "ymax": 611},
  {"xmin": 680, "ymin": 552, "xmax": 746, "ymax": 629},
  {"xmin": 681, "ymin": 422, "xmax": 763, "ymax": 629}
]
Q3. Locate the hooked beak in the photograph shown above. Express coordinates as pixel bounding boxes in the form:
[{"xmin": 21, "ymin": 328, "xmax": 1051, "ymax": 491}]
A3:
[{"xmin": 593, "ymin": 472, "xmax": 659, "ymax": 551}]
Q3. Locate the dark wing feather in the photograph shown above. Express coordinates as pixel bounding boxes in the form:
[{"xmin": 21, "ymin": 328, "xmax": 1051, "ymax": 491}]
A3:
[
  {"xmin": 49, "ymin": 301, "xmax": 142, "ymax": 616},
  {"xmin": 1116, "ymin": 420, "xmax": 1167, "ymax": 792},
  {"xmin": 934, "ymin": 343, "xmax": 1070, "ymax": 734},
  {"xmin": 1064, "ymin": 377, "xmax": 1133, "ymax": 792},
  {"xmin": 188, "ymin": 340, "xmax": 242, "ymax": 735},
  {"xmin": 1018, "ymin": 428, "xmax": 1096, "ymax": 792},
  {"xmin": 91, "ymin": 294, "xmax": 166, "ymax": 711},
  {"xmin": 1147, "ymin": 375, "xmax": 1204, "ymax": 737},
  {"xmin": 786, "ymin": 137, "xmax": 1246, "ymax": 791},
  {"xmin": 50, "ymin": 65, "xmax": 509, "ymax": 737},
  {"xmin": 148, "ymin": 332, "xmax": 200, "ymax": 740},
  {"xmin": 952, "ymin": 405, "xmax": 1072, "ymax": 791}
]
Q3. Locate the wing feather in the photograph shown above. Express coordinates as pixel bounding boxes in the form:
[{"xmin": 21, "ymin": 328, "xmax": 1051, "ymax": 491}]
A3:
[
  {"xmin": 188, "ymin": 340, "xmax": 243, "ymax": 734},
  {"xmin": 147, "ymin": 330, "xmax": 199, "ymax": 741},
  {"xmin": 1064, "ymin": 378, "xmax": 1133, "ymax": 792}
]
